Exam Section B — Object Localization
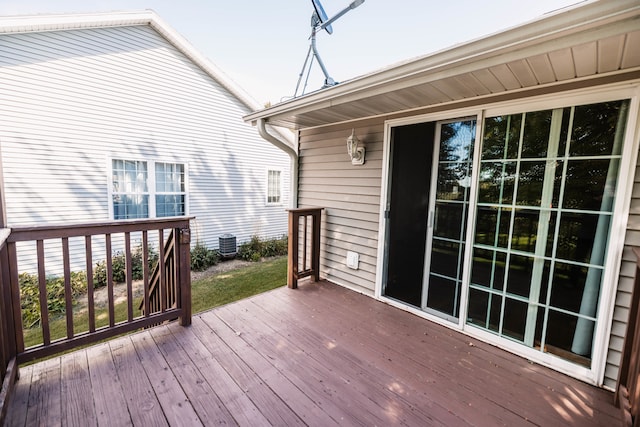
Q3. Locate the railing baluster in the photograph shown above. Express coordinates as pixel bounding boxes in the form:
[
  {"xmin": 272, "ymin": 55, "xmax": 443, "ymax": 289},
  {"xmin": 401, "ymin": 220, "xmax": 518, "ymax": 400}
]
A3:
[
  {"xmin": 159, "ymin": 229, "xmax": 166, "ymax": 313},
  {"xmin": 62, "ymin": 237, "xmax": 73, "ymax": 339},
  {"xmin": 142, "ymin": 231, "xmax": 150, "ymax": 319},
  {"xmin": 36, "ymin": 240, "xmax": 50, "ymax": 346},
  {"xmin": 105, "ymin": 234, "xmax": 115, "ymax": 328},
  {"xmin": 124, "ymin": 232, "xmax": 133, "ymax": 322},
  {"xmin": 302, "ymin": 215, "xmax": 308, "ymax": 273},
  {"xmin": 85, "ymin": 236, "xmax": 95, "ymax": 333}
]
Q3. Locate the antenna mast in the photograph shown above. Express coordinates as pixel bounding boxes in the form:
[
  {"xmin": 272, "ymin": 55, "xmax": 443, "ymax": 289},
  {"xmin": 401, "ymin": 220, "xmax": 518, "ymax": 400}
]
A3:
[{"xmin": 294, "ymin": 0, "xmax": 365, "ymax": 97}]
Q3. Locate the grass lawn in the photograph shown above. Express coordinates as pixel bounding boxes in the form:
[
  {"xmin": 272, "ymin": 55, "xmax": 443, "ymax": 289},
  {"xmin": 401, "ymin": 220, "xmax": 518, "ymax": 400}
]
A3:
[
  {"xmin": 23, "ymin": 256, "xmax": 287, "ymax": 349},
  {"xmin": 190, "ymin": 256, "xmax": 287, "ymax": 314}
]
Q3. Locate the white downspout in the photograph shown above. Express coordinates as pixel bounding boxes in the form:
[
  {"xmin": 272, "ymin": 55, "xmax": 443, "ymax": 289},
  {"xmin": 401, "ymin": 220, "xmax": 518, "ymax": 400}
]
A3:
[{"xmin": 257, "ymin": 118, "xmax": 298, "ymax": 209}]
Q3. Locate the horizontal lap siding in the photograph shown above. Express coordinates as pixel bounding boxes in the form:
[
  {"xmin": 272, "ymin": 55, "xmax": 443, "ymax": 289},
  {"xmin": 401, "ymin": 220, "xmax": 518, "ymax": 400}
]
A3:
[
  {"xmin": 298, "ymin": 121, "xmax": 384, "ymax": 295},
  {"xmin": 0, "ymin": 26, "xmax": 290, "ymax": 274},
  {"xmin": 610, "ymin": 150, "xmax": 640, "ymax": 389}
]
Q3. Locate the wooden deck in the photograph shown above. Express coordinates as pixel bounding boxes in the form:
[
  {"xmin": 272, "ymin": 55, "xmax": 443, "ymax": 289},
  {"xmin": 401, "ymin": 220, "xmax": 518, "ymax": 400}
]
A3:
[{"xmin": 5, "ymin": 280, "xmax": 620, "ymax": 426}]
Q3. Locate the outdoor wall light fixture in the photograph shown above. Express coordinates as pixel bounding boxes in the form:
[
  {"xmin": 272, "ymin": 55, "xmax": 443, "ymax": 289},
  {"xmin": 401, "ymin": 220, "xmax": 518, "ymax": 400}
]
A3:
[{"xmin": 347, "ymin": 129, "xmax": 365, "ymax": 165}]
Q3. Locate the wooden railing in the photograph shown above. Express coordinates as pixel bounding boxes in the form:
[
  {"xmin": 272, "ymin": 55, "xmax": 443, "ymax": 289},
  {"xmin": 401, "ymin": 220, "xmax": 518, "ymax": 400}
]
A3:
[
  {"xmin": 287, "ymin": 207, "xmax": 323, "ymax": 289},
  {"xmin": 4, "ymin": 217, "xmax": 191, "ymax": 364},
  {"xmin": 616, "ymin": 247, "xmax": 640, "ymax": 426}
]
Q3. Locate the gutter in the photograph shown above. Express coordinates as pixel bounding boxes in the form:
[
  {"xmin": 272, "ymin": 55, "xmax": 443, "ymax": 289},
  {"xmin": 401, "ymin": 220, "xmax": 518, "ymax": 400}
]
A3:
[{"xmin": 257, "ymin": 119, "xmax": 298, "ymax": 209}]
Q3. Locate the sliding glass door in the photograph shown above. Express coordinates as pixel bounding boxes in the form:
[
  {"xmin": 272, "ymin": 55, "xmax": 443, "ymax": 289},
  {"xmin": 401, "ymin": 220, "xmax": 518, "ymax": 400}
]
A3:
[
  {"xmin": 423, "ymin": 119, "xmax": 476, "ymax": 320},
  {"xmin": 383, "ymin": 97, "xmax": 630, "ymax": 370},
  {"xmin": 467, "ymin": 100, "xmax": 629, "ymax": 365}
]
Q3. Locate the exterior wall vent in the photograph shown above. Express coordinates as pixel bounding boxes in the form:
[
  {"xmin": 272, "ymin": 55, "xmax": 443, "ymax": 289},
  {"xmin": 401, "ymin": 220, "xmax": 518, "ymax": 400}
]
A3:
[{"xmin": 218, "ymin": 234, "xmax": 237, "ymax": 258}]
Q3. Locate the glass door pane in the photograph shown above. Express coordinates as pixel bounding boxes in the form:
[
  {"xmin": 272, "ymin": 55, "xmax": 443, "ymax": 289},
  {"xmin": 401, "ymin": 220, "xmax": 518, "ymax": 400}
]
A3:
[
  {"xmin": 423, "ymin": 119, "xmax": 476, "ymax": 320},
  {"xmin": 467, "ymin": 100, "xmax": 629, "ymax": 367}
]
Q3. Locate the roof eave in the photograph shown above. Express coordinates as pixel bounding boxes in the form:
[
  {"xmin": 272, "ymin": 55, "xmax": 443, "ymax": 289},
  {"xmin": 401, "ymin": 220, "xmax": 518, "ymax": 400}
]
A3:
[{"xmin": 243, "ymin": 0, "xmax": 640, "ymax": 129}]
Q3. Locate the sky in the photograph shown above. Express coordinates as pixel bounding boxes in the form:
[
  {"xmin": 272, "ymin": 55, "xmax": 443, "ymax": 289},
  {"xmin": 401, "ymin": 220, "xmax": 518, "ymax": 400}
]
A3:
[{"xmin": 0, "ymin": 0, "xmax": 583, "ymax": 106}]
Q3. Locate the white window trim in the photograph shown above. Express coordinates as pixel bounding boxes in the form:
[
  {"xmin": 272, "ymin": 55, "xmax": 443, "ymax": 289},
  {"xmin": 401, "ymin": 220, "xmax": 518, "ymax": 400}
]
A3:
[
  {"xmin": 266, "ymin": 168, "xmax": 283, "ymax": 206},
  {"xmin": 375, "ymin": 81, "xmax": 640, "ymax": 387},
  {"xmin": 108, "ymin": 157, "xmax": 189, "ymax": 220}
]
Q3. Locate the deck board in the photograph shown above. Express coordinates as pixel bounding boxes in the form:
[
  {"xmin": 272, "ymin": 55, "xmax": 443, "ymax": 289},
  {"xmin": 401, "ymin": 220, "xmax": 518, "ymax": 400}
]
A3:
[
  {"xmin": 182, "ymin": 319, "xmax": 305, "ymax": 426},
  {"xmin": 260, "ymin": 287, "xmax": 525, "ymax": 426},
  {"xmin": 215, "ymin": 303, "xmax": 405, "ymax": 426},
  {"xmin": 60, "ymin": 350, "xmax": 95, "ymax": 426},
  {"xmin": 108, "ymin": 337, "xmax": 168, "ymax": 427},
  {"xmin": 130, "ymin": 331, "xmax": 204, "ymax": 426},
  {"xmin": 231, "ymin": 295, "xmax": 459, "ymax": 426},
  {"xmin": 7, "ymin": 365, "xmax": 30, "ymax": 427},
  {"xmin": 197, "ymin": 313, "xmax": 333, "ymax": 426},
  {"xmin": 5, "ymin": 280, "xmax": 621, "ymax": 426},
  {"xmin": 86, "ymin": 342, "xmax": 131, "ymax": 427}
]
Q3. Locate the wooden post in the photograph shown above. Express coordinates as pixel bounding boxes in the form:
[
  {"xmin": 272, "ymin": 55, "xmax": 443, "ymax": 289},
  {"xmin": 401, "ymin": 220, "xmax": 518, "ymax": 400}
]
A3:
[
  {"xmin": 312, "ymin": 209, "xmax": 321, "ymax": 282},
  {"xmin": 615, "ymin": 247, "xmax": 640, "ymax": 425},
  {"xmin": 287, "ymin": 208, "xmax": 323, "ymax": 289},
  {"xmin": 178, "ymin": 227, "xmax": 192, "ymax": 326},
  {"xmin": 5, "ymin": 243, "xmax": 23, "ymax": 355},
  {"xmin": 288, "ymin": 209, "xmax": 299, "ymax": 288}
]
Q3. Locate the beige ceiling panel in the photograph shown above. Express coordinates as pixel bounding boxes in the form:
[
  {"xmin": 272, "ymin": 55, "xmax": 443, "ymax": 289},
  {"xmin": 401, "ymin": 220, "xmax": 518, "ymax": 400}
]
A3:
[
  {"xmin": 385, "ymin": 88, "xmax": 427, "ymax": 110},
  {"xmin": 527, "ymin": 54, "xmax": 556, "ymax": 84},
  {"xmin": 489, "ymin": 64, "xmax": 521, "ymax": 90},
  {"xmin": 598, "ymin": 34, "xmax": 625, "ymax": 73},
  {"xmin": 622, "ymin": 30, "xmax": 640, "ymax": 68},
  {"xmin": 435, "ymin": 76, "xmax": 477, "ymax": 100},
  {"xmin": 471, "ymin": 69, "xmax": 505, "ymax": 93},
  {"xmin": 412, "ymin": 83, "xmax": 452, "ymax": 105},
  {"xmin": 507, "ymin": 59, "xmax": 538, "ymax": 87},
  {"xmin": 573, "ymin": 41, "xmax": 598, "ymax": 77},
  {"xmin": 429, "ymin": 80, "xmax": 457, "ymax": 101},
  {"xmin": 548, "ymin": 48, "xmax": 575, "ymax": 81},
  {"xmin": 454, "ymin": 73, "xmax": 491, "ymax": 96}
]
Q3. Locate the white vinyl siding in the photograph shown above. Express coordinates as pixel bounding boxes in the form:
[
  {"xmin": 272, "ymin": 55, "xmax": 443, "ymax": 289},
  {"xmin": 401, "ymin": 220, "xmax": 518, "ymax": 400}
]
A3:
[
  {"xmin": 612, "ymin": 151, "xmax": 640, "ymax": 389},
  {"xmin": 0, "ymin": 24, "xmax": 289, "ymax": 273},
  {"xmin": 298, "ymin": 121, "xmax": 384, "ymax": 296}
]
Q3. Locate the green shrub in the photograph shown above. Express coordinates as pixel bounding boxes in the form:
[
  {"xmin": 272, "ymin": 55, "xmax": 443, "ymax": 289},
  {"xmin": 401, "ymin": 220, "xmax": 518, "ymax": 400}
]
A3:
[
  {"xmin": 191, "ymin": 243, "xmax": 220, "ymax": 271},
  {"xmin": 238, "ymin": 236, "xmax": 262, "ymax": 262},
  {"xmin": 238, "ymin": 235, "xmax": 288, "ymax": 261},
  {"xmin": 92, "ymin": 245, "xmax": 159, "ymax": 288},
  {"xmin": 262, "ymin": 235, "xmax": 288, "ymax": 257},
  {"xmin": 19, "ymin": 271, "xmax": 88, "ymax": 327}
]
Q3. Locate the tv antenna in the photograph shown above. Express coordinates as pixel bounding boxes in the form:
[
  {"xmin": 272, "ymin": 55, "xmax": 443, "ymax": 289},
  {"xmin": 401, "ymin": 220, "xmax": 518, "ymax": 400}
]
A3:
[{"xmin": 294, "ymin": 0, "xmax": 365, "ymax": 97}]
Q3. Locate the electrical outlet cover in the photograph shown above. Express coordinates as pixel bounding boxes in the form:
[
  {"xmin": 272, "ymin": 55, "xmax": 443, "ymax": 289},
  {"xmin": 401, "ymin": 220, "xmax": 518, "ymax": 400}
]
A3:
[{"xmin": 346, "ymin": 251, "xmax": 359, "ymax": 270}]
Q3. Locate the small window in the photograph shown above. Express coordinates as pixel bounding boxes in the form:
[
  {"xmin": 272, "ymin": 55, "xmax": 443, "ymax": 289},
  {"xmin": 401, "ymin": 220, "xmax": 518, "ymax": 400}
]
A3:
[
  {"xmin": 111, "ymin": 159, "xmax": 187, "ymax": 219},
  {"xmin": 155, "ymin": 162, "xmax": 186, "ymax": 217},
  {"xmin": 267, "ymin": 169, "xmax": 282, "ymax": 205},
  {"xmin": 112, "ymin": 159, "xmax": 149, "ymax": 219}
]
